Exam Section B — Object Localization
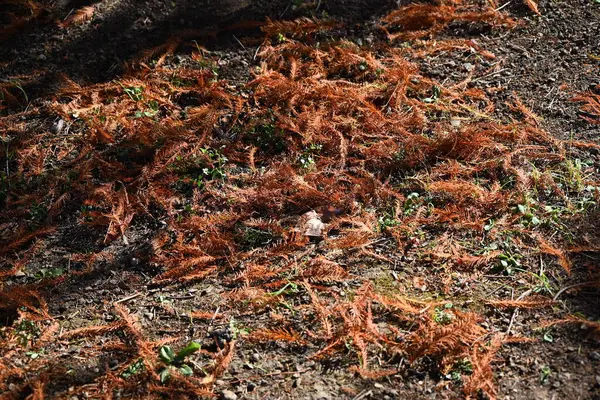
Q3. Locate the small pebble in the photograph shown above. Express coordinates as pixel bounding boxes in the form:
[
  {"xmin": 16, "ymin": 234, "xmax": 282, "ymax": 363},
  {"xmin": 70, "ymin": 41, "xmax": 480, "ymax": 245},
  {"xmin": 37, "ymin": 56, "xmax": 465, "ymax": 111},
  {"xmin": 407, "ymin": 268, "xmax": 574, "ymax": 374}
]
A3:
[
  {"xmin": 589, "ymin": 351, "xmax": 600, "ymax": 361},
  {"xmin": 220, "ymin": 389, "xmax": 237, "ymax": 400}
]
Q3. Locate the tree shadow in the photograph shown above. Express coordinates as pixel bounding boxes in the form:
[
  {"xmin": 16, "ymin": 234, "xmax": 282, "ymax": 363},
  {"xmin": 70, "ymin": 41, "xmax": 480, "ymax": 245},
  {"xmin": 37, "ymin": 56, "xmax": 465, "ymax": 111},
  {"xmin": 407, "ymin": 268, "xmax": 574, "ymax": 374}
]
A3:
[{"xmin": 0, "ymin": 0, "xmax": 396, "ymax": 85}]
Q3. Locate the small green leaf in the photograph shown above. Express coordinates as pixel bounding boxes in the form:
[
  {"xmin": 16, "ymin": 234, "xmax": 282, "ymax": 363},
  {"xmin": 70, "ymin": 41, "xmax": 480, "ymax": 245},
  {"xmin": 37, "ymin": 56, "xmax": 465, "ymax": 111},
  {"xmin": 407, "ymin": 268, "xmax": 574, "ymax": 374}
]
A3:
[
  {"xmin": 175, "ymin": 341, "xmax": 201, "ymax": 360},
  {"xmin": 159, "ymin": 367, "xmax": 171, "ymax": 383},
  {"xmin": 179, "ymin": 364, "xmax": 193, "ymax": 376},
  {"xmin": 159, "ymin": 346, "xmax": 175, "ymax": 364}
]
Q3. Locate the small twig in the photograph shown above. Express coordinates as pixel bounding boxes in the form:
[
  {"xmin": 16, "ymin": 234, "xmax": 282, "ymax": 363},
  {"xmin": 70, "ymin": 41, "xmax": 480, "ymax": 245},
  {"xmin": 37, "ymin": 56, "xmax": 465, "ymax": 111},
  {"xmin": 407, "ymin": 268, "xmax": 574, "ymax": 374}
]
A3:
[
  {"xmin": 115, "ymin": 292, "xmax": 142, "ymax": 304},
  {"xmin": 366, "ymin": 237, "xmax": 389, "ymax": 247},
  {"xmin": 516, "ymin": 288, "xmax": 533, "ymax": 301},
  {"xmin": 353, "ymin": 389, "xmax": 373, "ymax": 400},
  {"xmin": 202, "ymin": 306, "xmax": 221, "ymax": 340},
  {"xmin": 472, "ymin": 68, "xmax": 508, "ymax": 83},
  {"xmin": 506, "ymin": 309, "xmax": 518, "ymax": 335},
  {"xmin": 553, "ymin": 281, "xmax": 600, "ymax": 301},
  {"xmin": 253, "ymin": 45, "xmax": 262, "ymax": 61},
  {"xmin": 506, "ymin": 288, "xmax": 533, "ymax": 335},
  {"xmin": 280, "ymin": 0, "xmax": 292, "ymax": 18},
  {"xmin": 495, "ymin": 1, "xmax": 511, "ymax": 11},
  {"xmin": 232, "ymin": 34, "xmax": 246, "ymax": 51}
]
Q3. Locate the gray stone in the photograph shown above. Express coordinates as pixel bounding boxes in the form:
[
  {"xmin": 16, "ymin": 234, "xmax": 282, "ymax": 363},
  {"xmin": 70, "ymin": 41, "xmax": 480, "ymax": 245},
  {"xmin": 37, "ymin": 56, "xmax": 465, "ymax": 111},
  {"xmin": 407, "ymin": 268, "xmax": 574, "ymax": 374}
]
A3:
[{"xmin": 589, "ymin": 351, "xmax": 600, "ymax": 361}]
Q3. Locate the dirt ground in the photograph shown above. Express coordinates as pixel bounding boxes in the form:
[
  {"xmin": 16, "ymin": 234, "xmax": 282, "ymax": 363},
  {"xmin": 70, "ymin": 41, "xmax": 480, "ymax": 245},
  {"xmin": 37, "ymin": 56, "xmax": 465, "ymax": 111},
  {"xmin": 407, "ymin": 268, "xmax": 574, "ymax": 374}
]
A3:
[{"xmin": 1, "ymin": 0, "xmax": 600, "ymax": 399}]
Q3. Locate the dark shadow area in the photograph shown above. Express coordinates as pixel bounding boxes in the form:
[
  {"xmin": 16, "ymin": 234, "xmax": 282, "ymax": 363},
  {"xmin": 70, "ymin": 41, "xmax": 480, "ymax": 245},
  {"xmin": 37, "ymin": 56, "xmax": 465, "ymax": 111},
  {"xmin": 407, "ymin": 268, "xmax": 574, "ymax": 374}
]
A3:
[{"xmin": 0, "ymin": 0, "xmax": 396, "ymax": 85}]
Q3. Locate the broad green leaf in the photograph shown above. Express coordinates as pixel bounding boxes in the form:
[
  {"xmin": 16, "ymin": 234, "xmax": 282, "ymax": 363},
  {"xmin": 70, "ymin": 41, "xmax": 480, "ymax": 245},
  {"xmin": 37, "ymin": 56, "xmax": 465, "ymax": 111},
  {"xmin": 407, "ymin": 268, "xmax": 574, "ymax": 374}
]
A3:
[
  {"xmin": 179, "ymin": 364, "xmax": 193, "ymax": 376},
  {"xmin": 175, "ymin": 341, "xmax": 201, "ymax": 360},
  {"xmin": 159, "ymin": 346, "xmax": 175, "ymax": 364}
]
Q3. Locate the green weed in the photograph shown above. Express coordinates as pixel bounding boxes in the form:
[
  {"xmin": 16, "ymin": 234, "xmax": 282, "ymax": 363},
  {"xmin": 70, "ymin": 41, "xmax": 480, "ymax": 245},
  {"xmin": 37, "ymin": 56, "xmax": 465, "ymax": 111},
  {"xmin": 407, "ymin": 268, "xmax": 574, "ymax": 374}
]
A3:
[{"xmin": 158, "ymin": 341, "xmax": 201, "ymax": 382}]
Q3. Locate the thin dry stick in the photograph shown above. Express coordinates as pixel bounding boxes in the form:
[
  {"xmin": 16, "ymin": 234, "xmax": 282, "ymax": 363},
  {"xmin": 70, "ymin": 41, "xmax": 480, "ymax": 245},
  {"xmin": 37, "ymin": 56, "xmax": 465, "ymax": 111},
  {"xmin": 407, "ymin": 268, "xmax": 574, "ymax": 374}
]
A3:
[
  {"xmin": 506, "ymin": 288, "xmax": 533, "ymax": 335},
  {"xmin": 553, "ymin": 281, "xmax": 600, "ymax": 301},
  {"xmin": 115, "ymin": 292, "xmax": 143, "ymax": 304}
]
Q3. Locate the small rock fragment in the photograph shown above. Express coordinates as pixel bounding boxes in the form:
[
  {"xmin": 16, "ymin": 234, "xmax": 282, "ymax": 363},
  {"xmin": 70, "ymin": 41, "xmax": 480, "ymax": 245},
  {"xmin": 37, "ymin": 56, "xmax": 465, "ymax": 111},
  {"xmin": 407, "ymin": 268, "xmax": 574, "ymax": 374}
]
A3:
[
  {"xmin": 220, "ymin": 389, "xmax": 237, "ymax": 400},
  {"xmin": 296, "ymin": 210, "xmax": 326, "ymax": 238},
  {"xmin": 305, "ymin": 217, "xmax": 325, "ymax": 237}
]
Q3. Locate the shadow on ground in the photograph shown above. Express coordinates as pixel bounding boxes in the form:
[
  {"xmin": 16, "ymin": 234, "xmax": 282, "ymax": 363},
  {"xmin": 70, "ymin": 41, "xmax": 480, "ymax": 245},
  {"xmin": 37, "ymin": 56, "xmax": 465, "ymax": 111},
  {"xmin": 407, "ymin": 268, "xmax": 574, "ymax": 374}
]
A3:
[{"xmin": 0, "ymin": 0, "xmax": 396, "ymax": 84}]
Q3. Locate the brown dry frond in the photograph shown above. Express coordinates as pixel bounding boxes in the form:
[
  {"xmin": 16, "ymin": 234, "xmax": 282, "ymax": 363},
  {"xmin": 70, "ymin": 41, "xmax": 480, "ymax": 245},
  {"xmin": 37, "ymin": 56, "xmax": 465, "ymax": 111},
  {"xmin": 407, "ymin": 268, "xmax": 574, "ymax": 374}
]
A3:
[
  {"xmin": 539, "ymin": 317, "xmax": 600, "ymax": 335},
  {"xmin": 59, "ymin": 5, "xmax": 96, "ymax": 28},
  {"xmin": 407, "ymin": 310, "xmax": 486, "ymax": 363},
  {"xmin": 202, "ymin": 340, "xmax": 236, "ymax": 385},
  {"xmin": 59, "ymin": 322, "xmax": 125, "ymax": 339},
  {"xmin": 573, "ymin": 88, "xmax": 600, "ymax": 124},
  {"xmin": 248, "ymin": 328, "xmax": 306, "ymax": 344},
  {"xmin": 381, "ymin": 3, "xmax": 516, "ymax": 41},
  {"xmin": 463, "ymin": 336, "xmax": 503, "ymax": 399},
  {"xmin": 537, "ymin": 236, "xmax": 571, "ymax": 274},
  {"xmin": 523, "ymin": 0, "xmax": 541, "ymax": 15},
  {"xmin": 348, "ymin": 366, "xmax": 397, "ymax": 379},
  {"xmin": 486, "ymin": 297, "xmax": 556, "ymax": 309},
  {"xmin": 301, "ymin": 257, "xmax": 349, "ymax": 282},
  {"xmin": 262, "ymin": 17, "xmax": 341, "ymax": 38}
]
